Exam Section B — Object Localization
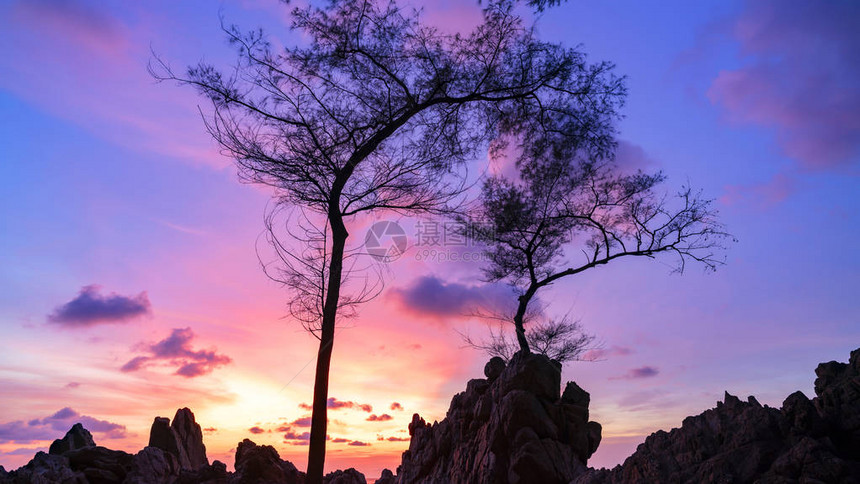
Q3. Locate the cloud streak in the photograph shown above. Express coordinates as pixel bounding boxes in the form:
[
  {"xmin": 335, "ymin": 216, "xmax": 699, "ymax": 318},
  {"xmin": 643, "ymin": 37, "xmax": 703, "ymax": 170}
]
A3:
[
  {"xmin": 612, "ymin": 366, "xmax": 660, "ymax": 380},
  {"xmin": 48, "ymin": 285, "xmax": 151, "ymax": 327}
]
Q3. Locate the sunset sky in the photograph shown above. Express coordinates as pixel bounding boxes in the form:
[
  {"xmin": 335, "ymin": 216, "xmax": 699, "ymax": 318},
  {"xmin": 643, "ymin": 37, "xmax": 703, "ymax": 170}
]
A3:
[{"xmin": 1, "ymin": 0, "xmax": 859, "ymax": 479}]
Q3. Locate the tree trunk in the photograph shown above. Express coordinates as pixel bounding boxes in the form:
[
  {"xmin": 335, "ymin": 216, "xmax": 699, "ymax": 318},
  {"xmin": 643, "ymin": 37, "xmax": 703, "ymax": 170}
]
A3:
[
  {"xmin": 513, "ymin": 293, "xmax": 532, "ymax": 355},
  {"xmin": 305, "ymin": 222, "xmax": 348, "ymax": 484}
]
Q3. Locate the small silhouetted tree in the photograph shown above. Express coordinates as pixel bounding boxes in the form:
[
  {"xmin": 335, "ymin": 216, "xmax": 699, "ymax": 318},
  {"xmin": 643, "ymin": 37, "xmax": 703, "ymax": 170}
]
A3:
[
  {"xmin": 152, "ymin": 1, "xmax": 625, "ymax": 481},
  {"xmin": 464, "ymin": 151, "xmax": 731, "ymax": 356},
  {"xmin": 461, "ymin": 313, "xmax": 597, "ymax": 363}
]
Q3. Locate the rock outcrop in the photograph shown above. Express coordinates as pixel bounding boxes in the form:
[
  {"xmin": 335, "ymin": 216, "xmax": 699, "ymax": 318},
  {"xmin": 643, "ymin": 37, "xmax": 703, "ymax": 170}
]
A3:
[
  {"xmin": 396, "ymin": 352, "xmax": 601, "ymax": 484},
  {"xmin": 323, "ymin": 468, "xmax": 366, "ymax": 484},
  {"xmin": 49, "ymin": 423, "xmax": 96, "ymax": 456},
  {"xmin": 148, "ymin": 408, "xmax": 209, "ymax": 471},
  {"xmin": 575, "ymin": 347, "xmax": 860, "ymax": 484},
  {"xmin": 0, "ymin": 408, "xmax": 366, "ymax": 484}
]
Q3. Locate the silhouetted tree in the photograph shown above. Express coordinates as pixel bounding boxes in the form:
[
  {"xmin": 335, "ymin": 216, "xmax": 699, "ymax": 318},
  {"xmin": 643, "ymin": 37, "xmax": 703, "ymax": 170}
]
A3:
[
  {"xmin": 464, "ymin": 151, "xmax": 731, "ymax": 356},
  {"xmin": 461, "ymin": 313, "xmax": 597, "ymax": 363},
  {"xmin": 151, "ymin": 1, "xmax": 624, "ymax": 481}
]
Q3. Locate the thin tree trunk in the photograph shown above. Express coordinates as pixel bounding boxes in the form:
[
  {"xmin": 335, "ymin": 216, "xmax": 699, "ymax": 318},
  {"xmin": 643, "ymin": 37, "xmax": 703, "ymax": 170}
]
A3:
[
  {"xmin": 513, "ymin": 293, "xmax": 532, "ymax": 355},
  {"xmin": 305, "ymin": 222, "xmax": 348, "ymax": 484}
]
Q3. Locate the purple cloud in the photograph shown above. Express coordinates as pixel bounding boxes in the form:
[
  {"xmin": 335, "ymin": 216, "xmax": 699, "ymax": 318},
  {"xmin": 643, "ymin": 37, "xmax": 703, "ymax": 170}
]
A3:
[
  {"xmin": 708, "ymin": 0, "xmax": 860, "ymax": 169},
  {"xmin": 248, "ymin": 426, "xmax": 265, "ymax": 434},
  {"xmin": 0, "ymin": 408, "xmax": 126, "ymax": 444},
  {"xmin": 612, "ymin": 366, "xmax": 660, "ymax": 380},
  {"xmin": 331, "ymin": 437, "xmax": 350, "ymax": 443},
  {"xmin": 389, "ymin": 276, "xmax": 515, "ymax": 319},
  {"xmin": 325, "ymin": 398, "xmax": 372, "ymax": 413},
  {"xmin": 348, "ymin": 441, "xmax": 370, "ymax": 447},
  {"xmin": 366, "ymin": 414, "xmax": 393, "ymax": 422},
  {"xmin": 48, "ymin": 285, "xmax": 151, "ymax": 327},
  {"xmin": 290, "ymin": 417, "xmax": 312, "ymax": 427},
  {"xmin": 390, "ymin": 402, "xmax": 403, "ymax": 411},
  {"xmin": 120, "ymin": 328, "xmax": 231, "ymax": 378},
  {"xmin": 386, "ymin": 436, "xmax": 410, "ymax": 442},
  {"xmin": 283, "ymin": 430, "xmax": 310, "ymax": 441}
]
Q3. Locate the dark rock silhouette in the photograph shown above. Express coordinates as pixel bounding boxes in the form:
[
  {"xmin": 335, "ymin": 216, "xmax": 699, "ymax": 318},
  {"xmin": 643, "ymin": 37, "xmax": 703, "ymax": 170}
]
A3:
[
  {"xmin": 574, "ymin": 347, "xmax": 860, "ymax": 484},
  {"xmin": 2, "ymin": 348, "xmax": 858, "ymax": 483},
  {"xmin": 395, "ymin": 352, "xmax": 601, "ymax": 484},
  {"xmin": 0, "ymin": 408, "xmax": 367, "ymax": 484},
  {"xmin": 374, "ymin": 468, "xmax": 395, "ymax": 484},
  {"xmin": 232, "ymin": 438, "xmax": 302, "ymax": 484},
  {"xmin": 49, "ymin": 423, "xmax": 96, "ymax": 456},
  {"xmin": 172, "ymin": 408, "xmax": 209, "ymax": 470},
  {"xmin": 323, "ymin": 468, "xmax": 366, "ymax": 484},
  {"xmin": 149, "ymin": 408, "xmax": 209, "ymax": 471}
]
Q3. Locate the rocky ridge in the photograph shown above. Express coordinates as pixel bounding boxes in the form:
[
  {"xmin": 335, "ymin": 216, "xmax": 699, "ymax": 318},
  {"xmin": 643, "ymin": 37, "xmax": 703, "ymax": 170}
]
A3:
[
  {"xmin": 573, "ymin": 348, "xmax": 860, "ymax": 484},
  {"xmin": 0, "ymin": 408, "xmax": 371, "ymax": 484}
]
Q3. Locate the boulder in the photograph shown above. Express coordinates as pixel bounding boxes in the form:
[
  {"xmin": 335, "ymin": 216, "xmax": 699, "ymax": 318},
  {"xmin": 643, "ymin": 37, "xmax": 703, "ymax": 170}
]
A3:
[
  {"xmin": 484, "ymin": 357, "xmax": 506, "ymax": 381},
  {"xmin": 323, "ymin": 467, "xmax": 366, "ymax": 484},
  {"xmin": 124, "ymin": 446, "xmax": 180, "ymax": 484},
  {"xmin": 230, "ymin": 439, "xmax": 302, "ymax": 484},
  {"xmin": 373, "ymin": 468, "xmax": 396, "ymax": 484}
]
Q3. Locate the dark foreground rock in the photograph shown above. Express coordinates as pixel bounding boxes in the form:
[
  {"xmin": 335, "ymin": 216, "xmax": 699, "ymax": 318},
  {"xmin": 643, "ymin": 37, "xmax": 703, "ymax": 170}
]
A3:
[
  {"xmin": 574, "ymin": 347, "xmax": 860, "ymax": 484},
  {"xmin": 0, "ymin": 409, "xmax": 365, "ymax": 484},
  {"xmin": 396, "ymin": 352, "xmax": 601, "ymax": 484}
]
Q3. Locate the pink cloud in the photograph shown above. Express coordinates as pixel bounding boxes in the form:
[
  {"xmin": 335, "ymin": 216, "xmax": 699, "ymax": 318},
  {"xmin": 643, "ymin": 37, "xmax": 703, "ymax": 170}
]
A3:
[
  {"xmin": 708, "ymin": 0, "xmax": 860, "ymax": 169},
  {"xmin": 583, "ymin": 345, "xmax": 634, "ymax": 361},
  {"xmin": 720, "ymin": 172, "xmax": 795, "ymax": 208},
  {"xmin": 120, "ymin": 327, "xmax": 232, "ymax": 378}
]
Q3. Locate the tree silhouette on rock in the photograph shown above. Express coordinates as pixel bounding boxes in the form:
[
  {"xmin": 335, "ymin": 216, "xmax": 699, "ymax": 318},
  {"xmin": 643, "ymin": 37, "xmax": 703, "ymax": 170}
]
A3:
[
  {"xmin": 464, "ymin": 143, "xmax": 732, "ymax": 356},
  {"xmin": 151, "ymin": 0, "xmax": 625, "ymax": 481}
]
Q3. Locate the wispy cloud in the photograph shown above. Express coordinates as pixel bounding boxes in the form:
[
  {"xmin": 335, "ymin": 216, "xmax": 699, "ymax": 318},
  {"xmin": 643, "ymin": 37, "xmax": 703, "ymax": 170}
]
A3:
[
  {"xmin": 611, "ymin": 366, "xmax": 660, "ymax": 380},
  {"xmin": 297, "ymin": 398, "xmax": 374, "ymax": 413},
  {"xmin": 583, "ymin": 345, "xmax": 634, "ymax": 361}
]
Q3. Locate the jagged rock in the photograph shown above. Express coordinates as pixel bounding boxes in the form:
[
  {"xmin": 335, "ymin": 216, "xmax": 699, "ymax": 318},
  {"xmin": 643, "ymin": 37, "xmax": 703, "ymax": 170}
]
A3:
[
  {"xmin": 397, "ymin": 352, "xmax": 600, "ymax": 484},
  {"xmin": 374, "ymin": 468, "xmax": 396, "ymax": 484},
  {"xmin": 171, "ymin": 408, "xmax": 209, "ymax": 470},
  {"xmin": 574, "ymin": 347, "xmax": 860, "ymax": 484},
  {"xmin": 124, "ymin": 446, "xmax": 180, "ymax": 484},
  {"xmin": 484, "ymin": 357, "xmax": 506, "ymax": 381},
  {"xmin": 49, "ymin": 423, "xmax": 96, "ymax": 456},
  {"xmin": 323, "ymin": 467, "xmax": 366, "ymax": 484},
  {"xmin": 65, "ymin": 446, "xmax": 134, "ymax": 483},
  {"xmin": 230, "ymin": 439, "xmax": 304, "ymax": 484},
  {"xmin": 8, "ymin": 451, "xmax": 86, "ymax": 483},
  {"xmin": 148, "ymin": 408, "xmax": 209, "ymax": 471},
  {"xmin": 179, "ymin": 459, "xmax": 229, "ymax": 484}
]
